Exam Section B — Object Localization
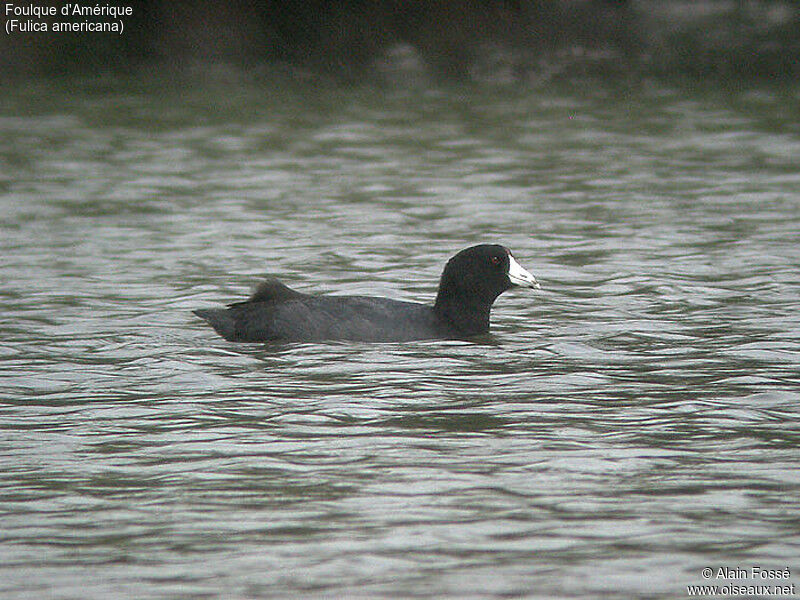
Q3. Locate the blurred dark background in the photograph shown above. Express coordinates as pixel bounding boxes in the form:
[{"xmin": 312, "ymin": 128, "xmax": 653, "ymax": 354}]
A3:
[{"xmin": 2, "ymin": 0, "xmax": 798, "ymax": 82}]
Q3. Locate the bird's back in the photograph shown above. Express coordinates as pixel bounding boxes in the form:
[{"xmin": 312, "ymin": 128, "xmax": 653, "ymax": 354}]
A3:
[{"xmin": 194, "ymin": 280, "xmax": 446, "ymax": 342}]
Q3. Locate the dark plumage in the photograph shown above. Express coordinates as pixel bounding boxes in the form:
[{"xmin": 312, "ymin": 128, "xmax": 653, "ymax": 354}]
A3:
[{"xmin": 194, "ymin": 244, "xmax": 538, "ymax": 343}]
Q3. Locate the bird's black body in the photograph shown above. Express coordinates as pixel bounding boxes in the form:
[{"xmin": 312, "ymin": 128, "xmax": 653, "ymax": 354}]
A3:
[
  {"xmin": 195, "ymin": 282, "xmax": 448, "ymax": 342},
  {"xmin": 194, "ymin": 244, "xmax": 538, "ymax": 343}
]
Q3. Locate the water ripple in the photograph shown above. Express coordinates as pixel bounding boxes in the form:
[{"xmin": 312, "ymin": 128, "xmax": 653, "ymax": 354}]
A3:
[{"xmin": 1, "ymin": 75, "xmax": 799, "ymax": 599}]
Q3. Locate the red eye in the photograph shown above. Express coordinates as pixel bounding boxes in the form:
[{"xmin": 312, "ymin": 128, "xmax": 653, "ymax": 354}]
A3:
[{"xmin": 491, "ymin": 255, "xmax": 501, "ymax": 266}]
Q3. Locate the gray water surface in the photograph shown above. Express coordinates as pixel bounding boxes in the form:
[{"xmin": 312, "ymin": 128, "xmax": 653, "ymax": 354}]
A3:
[{"xmin": 1, "ymin": 73, "xmax": 799, "ymax": 599}]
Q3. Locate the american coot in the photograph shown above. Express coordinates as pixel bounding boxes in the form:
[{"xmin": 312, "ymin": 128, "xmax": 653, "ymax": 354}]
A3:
[{"xmin": 194, "ymin": 244, "xmax": 538, "ymax": 343}]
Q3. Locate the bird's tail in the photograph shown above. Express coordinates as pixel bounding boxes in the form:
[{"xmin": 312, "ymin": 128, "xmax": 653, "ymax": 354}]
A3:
[{"xmin": 193, "ymin": 308, "xmax": 237, "ymax": 341}]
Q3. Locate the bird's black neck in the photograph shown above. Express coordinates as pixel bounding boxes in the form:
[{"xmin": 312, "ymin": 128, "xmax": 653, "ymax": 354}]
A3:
[{"xmin": 434, "ymin": 288, "xmax": 493, "ymax": 337}]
